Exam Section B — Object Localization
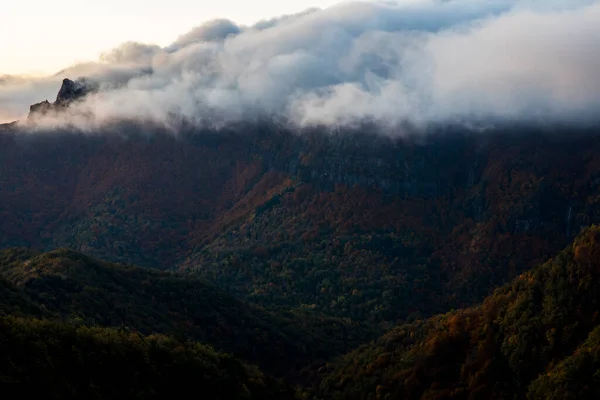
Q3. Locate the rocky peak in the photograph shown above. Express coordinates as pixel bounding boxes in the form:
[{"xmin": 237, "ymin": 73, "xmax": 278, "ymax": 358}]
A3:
[
  {"xmin": 27, "ymin": 77, "xmax": 97, "ymax": 120},
  {"xmin": 29, "ymin": 100, "xmax": 52, "ymax": 116},
  {"xmin": 55, "ymin": 78, "xmax": 94, "ymax": 107}
]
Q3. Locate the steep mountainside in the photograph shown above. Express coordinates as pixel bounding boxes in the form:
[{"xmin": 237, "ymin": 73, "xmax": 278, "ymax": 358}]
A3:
[
  {"xmin": 3, "ymin": 80, "xmax": 600, "ymax": 398},
  {"xmin": 310, "ymin": 226, "xmax": 600, "ymax": 400},
  {"xmin": 3, "ymin": 120, "xmax": 600, "ymax": 327}
]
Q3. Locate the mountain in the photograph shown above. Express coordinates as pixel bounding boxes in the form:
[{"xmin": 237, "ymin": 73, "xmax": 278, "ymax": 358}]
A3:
[
  {"xmin": 3, "ymin": 115, "xmax": 600, "ymax": 329},
  {"xmin": 309, "ymin": 225, "xmax": 600, "ymax": 400},
  {"xmin": 0, "ymin": 248, "xmax": 371, "ymax": 377},
  {"xmin": 3, "ymin": 80, "xmax": 600, "ymax": 397}
]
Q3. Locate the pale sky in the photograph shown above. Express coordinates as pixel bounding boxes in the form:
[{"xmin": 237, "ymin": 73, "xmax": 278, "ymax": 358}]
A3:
[
  {"xmin": 2, "ymin": 0, "xmax": 600, "ymax": 126},
  {"xmin": 0, "ymin": 0, "xmax": 343, "ymax": 76}
]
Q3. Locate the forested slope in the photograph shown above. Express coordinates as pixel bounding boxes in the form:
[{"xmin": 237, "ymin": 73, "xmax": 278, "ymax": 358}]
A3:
[
  {"xmin": 0, "ymin": 316, "xmax": 295, "ymax": 399},
  {"xmin": 310, "ymin": 225, "xmax": 600, "ymax": 399},
  {"xmin": 0, "ymin": 248, "xmax": 370, "ymax": 377},
  {"xmin": 4, "ymin": 125, "xmax": 600, "ymax": 329}
]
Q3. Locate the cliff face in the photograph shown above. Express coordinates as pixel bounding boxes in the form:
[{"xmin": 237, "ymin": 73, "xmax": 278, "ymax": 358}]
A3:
[{"xmin": 54, "ymin": 77, "xmax": 95, "ymax": 106}]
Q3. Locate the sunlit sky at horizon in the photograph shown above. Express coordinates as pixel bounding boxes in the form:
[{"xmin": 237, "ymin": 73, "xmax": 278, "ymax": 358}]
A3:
[{"xmin": 0, "ymin": 0, "xmax": 347, "ymax": 76}]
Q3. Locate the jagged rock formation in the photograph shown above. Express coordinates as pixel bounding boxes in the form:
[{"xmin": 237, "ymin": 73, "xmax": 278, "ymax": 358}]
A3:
[
  {"xmin": 55, "ymin": 77, "xmax": 95, "ymax": 106},
  {"xmin": 27, "ymin": 78, "xmax": 96, "ymax": 120},
  {"xmin": 28, "ymin": 100, "xmax": 53, "ymax": 118}
]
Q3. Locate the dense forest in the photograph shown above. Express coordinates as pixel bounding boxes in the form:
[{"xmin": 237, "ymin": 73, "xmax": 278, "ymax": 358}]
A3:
[
  {"xmin": 0, "ymin": 251, "xmax": 297, "ymax": 398},
  {"xmin": 3, "ymin": 85, "xmax": 600, "ymax": 397},
  {"xmin": 3, "ymin": 222, "xmax": 600, "ymax": 398},
  {"xmin": 0, "ymin": 316, "xmax": 294, "ymax": 399},
  {"xmin": 309, "ymin": 225, "xmax": 600, "ymax": 399},
  {"xmin": 0, "ymin": 248, "xmax": 371, "ymax": 377},
  {"xmin": 3, "ymin": 125, "xmax": 600, "ymax": 329}
]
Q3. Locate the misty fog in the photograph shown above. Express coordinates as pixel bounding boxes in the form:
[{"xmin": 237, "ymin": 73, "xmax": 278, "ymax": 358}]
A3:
[{"xmin": 1, "ymin": 0, "xmax": 599, "ymax": 130}]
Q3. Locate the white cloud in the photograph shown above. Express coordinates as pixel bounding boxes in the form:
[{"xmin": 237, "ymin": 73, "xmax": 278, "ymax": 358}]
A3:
[{"xmin": 1, "ymin": 0, "xmax": 599, "ymax": 129}]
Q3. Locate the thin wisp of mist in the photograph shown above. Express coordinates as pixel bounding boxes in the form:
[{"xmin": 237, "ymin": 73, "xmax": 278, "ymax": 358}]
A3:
[{"xmin": 1, "ymin": 0, "xmax": 599, "ymax": 130}]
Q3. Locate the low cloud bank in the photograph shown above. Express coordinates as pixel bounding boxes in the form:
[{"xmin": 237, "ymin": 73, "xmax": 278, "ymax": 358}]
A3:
[{"xmin": 2, "ymin": 0, "xmax": 599, "ymax": 130}]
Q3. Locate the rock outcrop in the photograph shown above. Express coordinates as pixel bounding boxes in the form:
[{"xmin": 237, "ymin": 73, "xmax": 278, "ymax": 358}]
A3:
[
  {"xmin": 0, "ymin": 121, "xmax": 18, "ymax": 131},
  {"xmin": 55, "ymin": 78, "xmax": 95, "ymax": 106},
  {"xmin": 28, "ymin": 100, "xmax": 53, "ymax": 118},
  {"xmin": 27, "ymin": 78, "xmax": 97, "ymax": 121}
]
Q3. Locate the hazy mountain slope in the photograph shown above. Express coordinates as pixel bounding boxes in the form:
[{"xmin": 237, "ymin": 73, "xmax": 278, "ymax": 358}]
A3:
[
  {"xmin": 182, "ymin": 128, "xmax": 600, "ymax": 325},
  {"xmin": 310, "ymin": 225, "xmax": 600, "ymax": 400},
  {"xmin": 0, "ymin": 248, "xmax": 371, "ymax": 376},
  {"xmin": 0, "ymin": 315, "xmax": 295, "ymax": 400},
  {"xmin": 0, "ymin": 130, "xmax": 265, "ymax": 267},
  {"xmin": 181, "ymin": 181, "xmax": 445, "ymax": 325},
  {"xmin": 3, "ymin": 121, "xmax": 600, "ymax": 328}
]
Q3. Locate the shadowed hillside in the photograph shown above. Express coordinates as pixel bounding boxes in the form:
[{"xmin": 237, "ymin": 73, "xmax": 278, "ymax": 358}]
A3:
[
  {"xmin": 3, "ymin": 81, "xmax": 600, "ymax": 399},
  {"xmin": 309, "ymin": 225, "xmax": 600, "ymax": 399},
  {"xmin": 2, "ymin": 0, "xmax": 600, "ymax": 396},
  {"xmin": 3, "ymin": 121, "xmax": 600, "ymax": 328},
  {"xmin": 0, "ymin": 316, "xmax": 295, "ymax": 400},
  {"xmin": 0, "ymin": 248, "xmax": 371, "ymax": 377}
]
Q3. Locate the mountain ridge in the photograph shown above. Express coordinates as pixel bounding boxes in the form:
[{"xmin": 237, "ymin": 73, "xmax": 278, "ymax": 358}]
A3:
[{"xmin": 0, "ymin": 247, "xmax": 371, "ymax": 378}]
